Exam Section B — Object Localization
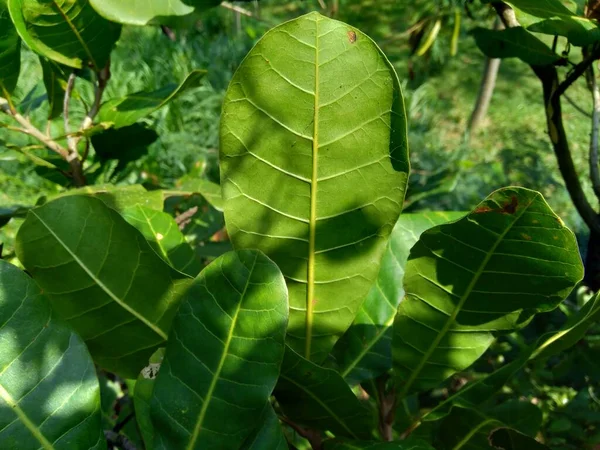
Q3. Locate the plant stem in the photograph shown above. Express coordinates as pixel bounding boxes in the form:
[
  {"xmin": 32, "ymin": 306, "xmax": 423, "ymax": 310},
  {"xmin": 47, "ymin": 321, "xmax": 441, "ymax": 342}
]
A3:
[
  {"xmin": 279, "ymin": 416, "xmax": 323, "ymax": 450},
  {"xmin": 564, "ymin": 93, "xmax": 593, "ymax": 118},
  {"xmin": 376, "ymin": 375, "xmax": 395, "ymax": 442},
  {"xmin": 587, "ymin": 65, "xmax": 600, "ymax": 200}
]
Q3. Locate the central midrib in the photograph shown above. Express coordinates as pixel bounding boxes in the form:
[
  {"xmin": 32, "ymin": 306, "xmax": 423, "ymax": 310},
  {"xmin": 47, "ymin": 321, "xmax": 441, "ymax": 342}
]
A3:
[
  {"xmin": 398, "ymin": 198, "xmax": 531, "ymax": 398},
  {"xmin": 305, "ymin": 16, "xmax": 320, "ymax": 360}
]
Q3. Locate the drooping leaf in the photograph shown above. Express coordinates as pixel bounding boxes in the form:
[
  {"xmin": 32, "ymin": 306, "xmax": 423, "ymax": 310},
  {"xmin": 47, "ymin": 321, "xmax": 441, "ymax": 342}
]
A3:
[
  {"xmin": 275, "ymin": 346, "xmax": 373, "ymax": 440},
  {"xmin": 393, "ymin": 187, "xmax": 583, "ymax": 397},
  {"xmin": 98, "ymin": 70, "xmax": 206, "ymax": 129},
  {"xmin": 134, "ymin": 348, "xmax": 163, "ymax": 450},
  {"xmin": 176, "ymin": 176, "xmax": 224, "ymax": 212},
  {"xmin": 150, "ymin": 250, "xmax": 288, "ymax": 449},
  {"xmin": 15, "ymin": 195, "xmax": 190, "ymax": 378},
  {"xmin": 528, "ymin": 17, "xmax": 600, "ymax": 47},
  {"xmin": 325, "ymin": 438, "xmax": 435, "ymax": 449},
  {"xmin": 58, "ymin": 184, "xmax": 164, "ymax": 212},
  {"xmin": 240, "ymin": 405, "xmax": 288, "ymax": 450},
  {"xmin": 89, "ymin": 0, "xmax": 221, "ymax": 26},
  {"xmin": 0, "ymin": 260, "xmax": 105, "ymax": 449},
  {"xmin": 334, "ymin": 212, "xmax": 464, "ymax": 384},
  {"xmin": 39, "ymin": 58, "xmax": 69, "ymax": 120},
  {"xmin": 122, "ymin": 205, "xmax": 202, "ymax": 277},
  {"xmin": 472, "ymin": 27, "xmax": 561, "ymax": 66},
  {"xmin": 7, "ymin": 0, "xmax": 121, "ymax": 69},
  {"xmin": 504, "ymin": 0, "xmax": 575, "ymax": 18},
  {"xmin": 0, "ymin": 0, "xmax": 21, "ymax": 96},
  {"xmin": 488, "ymin": 427, "xmax": 550, "ymax": 450},
  {"xmin": 220, "ymin": 11, "xmax": 409, "ymax": 362}
]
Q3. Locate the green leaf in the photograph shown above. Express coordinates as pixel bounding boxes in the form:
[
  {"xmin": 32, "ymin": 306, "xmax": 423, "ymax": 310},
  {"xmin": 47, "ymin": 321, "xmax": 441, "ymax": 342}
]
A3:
[
  {"xmin": 176, "ymin": 176, "xmax": 224, "ymax": 212},
  {"xmin": 58, "ymin": 184, "xmax": 164, "ymax": 212},
  {"xmin": 89, "ymin": 0, "xmax": 221, "ymax": 26},
  {"xmin": 488, "ymin": 427, "xmax": 550, "ymax": 450},
  {"xmin": 275, "ymin": 346, "xmax": 373, "ymax": 440},
  {"xmin": 0, "ymin": 0, "xmax": 21, "ymax": 96},
  {"xmin": 240, "ymin": 405, "xmax": 287, "ymax": 450},
  {"xmin": 528, "ymin": 17, "xmax": 600, "ymax": 47},
  {"xmin": 164, "ymin": 193, "xmax": 225, "ymax": 246},
  {"xmin": 0, "ymin": 260, "xmax": 105, "ymax": 449},
  {"xmin": 334, "ymin": 212, "xmax": 464, "ymax": 384},
  {"xmin": 39, "ymin": 58, "xmax": 68, "ymax": 120},
  {"xmin": 472, "ymin": 27, "xmax": 561, "ymax": 66},
  {"xmin": 150, "ymin": 250, "xmax": 288, "ymax": 449},
  {"xmin": 122, "ymin": 205, "xmax": 202, "ymax": 277},
  {"xmin": 7, "ymin": 0, "xmax": 121, "ymax": 69},
  {"xmin": 504, "ymin": 0, "xmax": 575, "ymax": 18},
  {"xmin": 134, "ymin": 348, "xmax": 163, "ymax": 450},
  {"xmin": 220, "ymin": 11, "xmax": 409, "ymax": 362},
  {"xmin": 325, "ymin": 438, "xmax": 435, "ymax": 449},
  {"xmin": 15, "ymin": 195, "xmax": 190, "ymax": 378},
  {"xmin": 393, "ymin": 187, "xmax": 583, "ymax": 397},
  {"xmin": 98, "ymin": 69, "xmax": 206, "ymax": 129}
]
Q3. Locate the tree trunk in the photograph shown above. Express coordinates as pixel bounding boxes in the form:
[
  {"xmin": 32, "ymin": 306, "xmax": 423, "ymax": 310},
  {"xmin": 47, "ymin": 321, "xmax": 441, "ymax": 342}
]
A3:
[{"xmin": 468, "ymin": 18, "xmax": 503, "ymax": 135}]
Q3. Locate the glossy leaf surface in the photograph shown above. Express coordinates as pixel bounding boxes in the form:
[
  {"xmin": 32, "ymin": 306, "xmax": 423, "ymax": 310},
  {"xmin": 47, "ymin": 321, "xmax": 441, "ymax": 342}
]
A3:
[
  {"xmin": 122, "ymin": 205, "xmax": 201, "ymax": 277},
  {"xmin": 0, "ymin": 261, "xmax": 105, "ymax": 449},
  {"xmin": 98, "ymin": 70, "xmax": 205, "ymax": 129},
  {"xmin": 90, "ymin": 0, "xmax": 221, "ymax": 26},
  {"xmin": 472, "ymin": 27, "xmax": 561, "ymax": 66},
  {"xmin": 150, "ymin": 250, "xmax": 288, "ymax": 450},
  {"xmin": 0, "ymin": 0, "xmax": 20, "ymax": 95},
  {"xmin": 15, "ymin": 195, "xmax": 189, "ymax": 378},
  {"xmin": 393, "ymin": 187, "xmax": 583, "ymax": 397},
  {"xmin": 8, "ymin": 0, "xmax": 120, "ymax": 69},
  {"xmin": 334, "ymin": 212, "xmax": 464, "ymax": 384},
  {"xmin": 275, "ymin": 346, "xmax": 372, "ymax": 440},
  {"xmin": 221, "ymin": 12, "xmax": 409, "ymax": 362}
]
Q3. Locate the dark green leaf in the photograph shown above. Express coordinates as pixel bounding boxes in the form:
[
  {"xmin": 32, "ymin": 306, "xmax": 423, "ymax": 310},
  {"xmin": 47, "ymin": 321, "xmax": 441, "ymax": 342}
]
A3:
[
  {"xmin": 89, "ymin": 0, "xmax": 221, "ymax": 26},
  {"xmin": 221, "ymin": 11, "xmax": 409, "ymax": 362},
  {"xmin": 176, "ymin": 176, "xmax": 224, "ymax": 212},
  {"xmin": 164, "ymin": 193, "xmax": 225, "ymax": 246},
  {"xmin": 122, "ymin": 205, "xmax": 202, "ymax": 277},
  {"xmin": 98, "ymin": 70, "xmax": 205, "ymax": 129},
  {"xmin": 488, "ymin": 427, "xmax": 550, "ymax": 450},
  {"xmin": 150, "ymin": 250, "xmax": 288, "ymax": 449},
  {"xmin": 240, "ymin": 405, "xmax": 287, "ymax": 450},
  {"xmin": 505, "ymin": 0, "xmax": 575, "ymax": 18},
  {"xmin": 325, "ymin": 438, "xmax": 435, "ymax": 449},
  {"xmin": 7, "ymin": 0, "xmax": 121, "ymax": 69},
  {"xmin": 15, "ymin": 195, "xmax": 190, "ymax": 378},
  {"xmin": 0, "ymin": 260, "xmax": 105, "ymax": 449},
  {"xmin": 334, "ymin": 212, "xmax": 464, "ymax": 384},
  {"xmin": 275, "ymin": 346, "xmax": 373, "ymax": 440},
  {"xmin": 528, "ymin": 17, "xmax": 600, "ymax": 47},
  {"xmin": 0, "ymin": 0, "xmax": 20, "ymax": 95},
  {"xmin": 472, "ymin": 27, "xmax": 561, "ymax": 66},
  {"xmin": 39, "ymin": 58, "xmax": 68, "ymax": 120},
  {"xmin": 393, "ymin": 187, "xmax": 583, "ymax": 397}
]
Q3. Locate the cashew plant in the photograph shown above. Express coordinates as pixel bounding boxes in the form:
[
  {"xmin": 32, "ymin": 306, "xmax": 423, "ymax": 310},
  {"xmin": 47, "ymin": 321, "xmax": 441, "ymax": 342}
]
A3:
[{"xmin": 0, "ymin": 2, "xmax": 594, "ymax": 449}]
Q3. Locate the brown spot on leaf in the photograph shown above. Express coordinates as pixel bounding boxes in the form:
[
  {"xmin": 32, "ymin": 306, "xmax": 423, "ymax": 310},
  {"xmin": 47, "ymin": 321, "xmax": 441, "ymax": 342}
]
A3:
[
  {"xmin": 347, "ymin": 30, "xmax": 357, "ymax": 43},
  {"xmin": 473, "ymin": 205, "xmax": 493, "ymax": 214},
  {"xmin": 521, "ymin": 233, "xmax": 532, "ymax": 241},
  {"xmin": 500, "ymin": 196, "xmax": 518, "ymax": 214}
]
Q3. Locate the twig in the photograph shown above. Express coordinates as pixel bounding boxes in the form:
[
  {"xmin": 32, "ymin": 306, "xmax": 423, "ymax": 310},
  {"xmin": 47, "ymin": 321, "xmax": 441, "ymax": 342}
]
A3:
[
  {"xmin": 63, "ymin": 72, "xmax": 77, "ymax": 156},
  {"xmin": 104, "ymin": 430, "xmax": 137, "ymax": 450},
  {"xmin": 556, "ymin": 44, "xmax": 600, "ymax": 97},
  {"xmin": 376, "ymin": 375, "xmax": 396, "ymax": 442},
  {"xmin": 317, "ymin": 0, "xmax": 327, "ymax": 10},
  {"xmin": 82, "ymin": 61, "xmax": 110, "ymax": 131},
  {"xmin": 279, "ymin": 415, "xmax": 323, "ymax": 450},
  {"xmin": 564, "ymin": 93, "xmax": 593, "ymax": 118},
  {"xmin": 221, "ymin": 1, "xmax": 253, "ymax": 18},
  {"xmin": 175, "ymin": 206, "xmax": 199, "ymax": 230},
  {"xmin": 588, "ymin": 65, "xmax": 600, "ymax": 200}
]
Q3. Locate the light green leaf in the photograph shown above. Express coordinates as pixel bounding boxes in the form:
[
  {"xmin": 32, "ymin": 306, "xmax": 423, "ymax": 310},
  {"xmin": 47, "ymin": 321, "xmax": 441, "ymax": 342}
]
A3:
[
  {"xmin": 122, "ymin": 205, "xmax": 202, "ymax": 277},
  {"xmin": 325, "ymin": 438, "xmax": 435, "ymax": 449},
  {"xmin": 240, "ymin": 405, "xmax": 287, "ymax": 450},
  {"xmin": 472, "ymin": 27, "xmax": 561, "ymax": 66},
  {"xmin": 7, "ymin": 0, "xmax": 121, "ymax": 69},
  {"xmin": 58, "ymin": 184, "xmax": 164, "ymax": 212},
  {"xmin": 275, "ymin": 346, "xmax": 373, "ymax": 440},
  {"xmin": 15, "ymin": 195, "xmax": 190, "ymax": 378},
  {"xmin": 39, "ymin": 58, "xmax": 68, "ymax": 120},
  {"xmin": 393, "ymin": 187, "xmax": 583, "ymax": 397},
  {"xmin": 334, "ymin": 212, "xmax": 464, "ymax": 384},
  {"xmin": 150, "ymin": 250, "xmax": 288, "ymax": 450},
  {"xmin": 89, "ymin": 0, "xmax": 221, "ymax": 26},
  {"xmin": 0, "ymin": 0, "xmax": 20, "ymax": 96},
  {"xmin": 0, "ymin": 260, "xmax": 105, "ymax": 449},
  {"xmin": 176, "ymin": 176, "xmax": 224, "ymax": 212},
  {"xmin": 220, "ymin": 11, "xmax": 409, "ymax": 362},
  {"xmin": 98, "ymin": 69, "xmax": 206, "ymax": 129},
  {"xmin": 504, "ymin": 0, "xmax": 575, "ymax": 18},
  {"xmin": 488, "ymin": 427, "xmax": 550, "ymax": 450}
]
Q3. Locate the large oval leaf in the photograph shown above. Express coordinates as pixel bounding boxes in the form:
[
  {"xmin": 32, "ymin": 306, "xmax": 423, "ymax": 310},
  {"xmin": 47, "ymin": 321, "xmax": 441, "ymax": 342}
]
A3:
[
  {"xmin": 15, "ymin": 195, "xmax": 190, "ymax": 378},
  {"xmin": 150, "ymin": 250, "xmax": 288, "ymax": 449},
  {"xmin": 89, "ymin": 0, "xmax": 220, "ymax": 26},
  {"xmin": 0, "ymin": 260, "xmax": 105, "ymax": 449},
  {"xmin": 0, "ymin": 0, "xmax": 20, "ymax": 96},
  {"xmin": 240, "ymin": 405, "xmax": 287, "ymax": 450},
  {"xmin": 7, "ymin": 0, "xmax": 121, "ymax": 69},
  {"xmin": 275, "ymin": 346, "xmax": 373, "ymax": 440},
  {"xmin": 393, "ymin": 187, "xmax": 583, "ymax": 397},
  {"xmin": 220, "ymin": 11, "xmax": 409, "ymax": 362},
  {"xmin": 334, "ymin": 212, "xmax": 464, "ymax": 384}
]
